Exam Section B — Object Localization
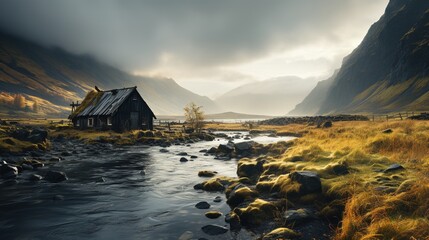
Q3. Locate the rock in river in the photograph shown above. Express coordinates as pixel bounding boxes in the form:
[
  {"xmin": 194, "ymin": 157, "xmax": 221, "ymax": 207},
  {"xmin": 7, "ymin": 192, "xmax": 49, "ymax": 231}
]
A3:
[
  {"xmin": 45, "ymin": 170, "xmax": 68, "ymax": 183},
  {"xmin": 205, "ymin": 211, "xmax": 222, "ymax": 219},
  {"xmin": 0, "ymin": 164, "xmax": 18, "ymax": 179},
  {"xmin": 29, "ymin": 174, "xmax": 43, "ymax": 181},
  {"xmin": 201, "ymin": 224, "xmax": 228, "ymax": 235},
  {"xmin": 180, "ymin": 157, "xmax": 188, "ymax": 162},
  {"xmin": 195, "ymin": 201, "xmax": 211, "ymax": 209},
  {"xmin": 198, "ymin": 170, "xmax": 217, "ymax": 177},
  {"xmin": 262, "ymin": 228, "xmax": 301, "ymax": 240}
]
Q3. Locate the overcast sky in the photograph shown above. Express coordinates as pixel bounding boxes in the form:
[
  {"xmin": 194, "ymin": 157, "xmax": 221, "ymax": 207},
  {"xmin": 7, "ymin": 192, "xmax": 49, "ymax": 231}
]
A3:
[{"xmin": 0, "ymin": 0, "xmax": 388, "ymax": 98}]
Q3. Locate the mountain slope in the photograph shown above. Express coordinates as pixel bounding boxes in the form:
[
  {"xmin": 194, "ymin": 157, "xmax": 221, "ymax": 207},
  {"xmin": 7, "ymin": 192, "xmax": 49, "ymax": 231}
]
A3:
[
  {"xmin": 215, "ymin": 76, "xmax": 318, "ymax": 115},
  {"xmin": 292, "ymin": 0, "xmax": 429, "ymax": 115},
  {"xmin": 288, "ymin": 71, "xmax": 337, "ymax": 116},
  {"xmin": 0, "ymin": 32, "xmax": 219, "ymax": 117}
]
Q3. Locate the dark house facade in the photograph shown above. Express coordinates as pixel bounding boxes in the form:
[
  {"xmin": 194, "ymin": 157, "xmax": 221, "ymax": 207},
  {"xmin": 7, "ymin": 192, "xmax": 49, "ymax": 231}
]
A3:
[{"xmin": 69, "ymin": 87, "xmax": 156, "ymax": 131}]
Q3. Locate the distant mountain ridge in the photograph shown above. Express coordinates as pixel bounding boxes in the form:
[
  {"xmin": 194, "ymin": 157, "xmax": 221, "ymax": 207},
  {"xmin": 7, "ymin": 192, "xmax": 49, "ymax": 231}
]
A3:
[
  {"xmin": 0, "ymin": 32, "xmax": 220, "ymax": 117},
  {"xmin": 291, "ymin": 0, "xmax": 429, "ymax": 115},
  {"xmin": 216, "ymin": 76, "xmax": 318, "ymax": 116}
]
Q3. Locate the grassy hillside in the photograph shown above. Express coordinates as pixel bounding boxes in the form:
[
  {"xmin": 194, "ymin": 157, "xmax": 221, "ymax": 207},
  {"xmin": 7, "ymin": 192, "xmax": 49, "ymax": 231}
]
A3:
[{"xmin": 0, "ymin": 32, "xmax": 219, "ymax": 116}]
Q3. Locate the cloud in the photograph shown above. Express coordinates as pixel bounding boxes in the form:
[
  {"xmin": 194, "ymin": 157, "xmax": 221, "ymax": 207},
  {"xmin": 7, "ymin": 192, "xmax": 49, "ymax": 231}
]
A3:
[{"xmin": 0, "ymin": 0, "xmax": 388, "ymax": 95}]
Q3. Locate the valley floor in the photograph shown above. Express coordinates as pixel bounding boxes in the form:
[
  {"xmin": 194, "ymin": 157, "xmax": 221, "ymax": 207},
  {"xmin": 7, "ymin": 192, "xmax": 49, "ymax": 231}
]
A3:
[
  {"xmin": 203, "ymin": 120, "xmax": 429, "ymax": 239},
  {"xmin": 1, "ymin": 119, "xmax": 428, "ymax": 239}
]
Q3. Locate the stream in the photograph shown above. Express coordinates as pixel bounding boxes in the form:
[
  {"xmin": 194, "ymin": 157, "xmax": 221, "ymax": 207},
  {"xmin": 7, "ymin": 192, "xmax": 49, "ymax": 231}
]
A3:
[{"xmin": 0, "ymin": 132, "xmax": 294, "ymax": 240}]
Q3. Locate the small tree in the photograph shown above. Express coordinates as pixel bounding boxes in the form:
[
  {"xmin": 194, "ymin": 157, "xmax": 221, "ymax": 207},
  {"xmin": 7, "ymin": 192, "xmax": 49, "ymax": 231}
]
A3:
[{"xmin": 184, "ymin": 102, "xmax": 205, "ymax": 133}]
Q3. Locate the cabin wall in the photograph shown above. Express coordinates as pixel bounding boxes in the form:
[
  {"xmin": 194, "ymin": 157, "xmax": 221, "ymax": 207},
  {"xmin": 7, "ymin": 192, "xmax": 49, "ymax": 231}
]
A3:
[
  {"xmin": 72, "ymin": 116, "xmax": 113, "ymax": 130},
  {"xmin": 72, "ymin": 89, "xmax": 154, "ymax": 132},
  {"xmin": 112, "ymin": 91, "xmax": 154, "ymax": 132}
]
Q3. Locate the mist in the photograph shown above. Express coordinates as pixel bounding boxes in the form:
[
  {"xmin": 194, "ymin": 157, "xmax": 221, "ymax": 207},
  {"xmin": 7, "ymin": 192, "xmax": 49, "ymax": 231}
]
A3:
[{"xmin": 0, "ymin": 0, "xmax": 388, "ymax": 98}]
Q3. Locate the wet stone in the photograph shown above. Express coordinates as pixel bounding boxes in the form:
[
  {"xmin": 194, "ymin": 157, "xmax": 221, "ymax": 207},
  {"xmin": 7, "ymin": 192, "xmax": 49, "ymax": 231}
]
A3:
[
  {"xmin": 45, "ymin": 170, "xmax": 68, "ymax": 183},
  {"xmin": 195, "ymin": 201, "xmax": 211, "ymax": 209},
  {"xmin": 180, "ymin": 157, "xmax": 188, "ymax": 162},
  {"xmin": 214, "ymin": 196, "xmax": 222, "ymax": 202},
  {"xmin": 29, "ymin": 174, "xmax": 43, "ymax": 181},
  {"xmin": 205, "ymin": 211, "xmax": 222, "ymax": 219},
  {"xmin": 201, "ymin": 224, "xmax": 228, "ymax": 235}
]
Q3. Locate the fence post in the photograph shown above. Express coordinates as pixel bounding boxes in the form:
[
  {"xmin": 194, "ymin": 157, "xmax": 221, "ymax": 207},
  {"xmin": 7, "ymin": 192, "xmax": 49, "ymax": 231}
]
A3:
[
  {"xmin": 372, "ymin": 115, "xmax": 375, "ymax": 121},
  {"xmin": 386, "ymin": 115, "xmax": 389, "ymax": 122},
  {"xmin": 399, "ymin": 113, "xmax": 403, "ymax": 120}
]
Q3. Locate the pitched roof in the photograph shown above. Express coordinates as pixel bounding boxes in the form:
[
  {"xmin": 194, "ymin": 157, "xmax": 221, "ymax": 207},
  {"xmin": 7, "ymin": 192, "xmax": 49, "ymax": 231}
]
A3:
[{"xmin": 70, "ymin": 87, "xmax": 155, "ymax": 118}]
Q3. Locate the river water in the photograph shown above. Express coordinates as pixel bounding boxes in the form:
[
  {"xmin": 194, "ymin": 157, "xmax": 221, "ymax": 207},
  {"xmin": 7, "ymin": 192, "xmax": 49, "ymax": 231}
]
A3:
[{"xmin": 0, "ymin": 132, "xmax": 294, "ymax": 240}]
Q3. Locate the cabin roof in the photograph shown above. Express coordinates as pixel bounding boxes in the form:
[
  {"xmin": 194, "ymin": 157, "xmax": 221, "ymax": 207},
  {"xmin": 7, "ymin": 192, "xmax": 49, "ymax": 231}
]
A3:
[{"xmin": 70, "ymin": 87, "xmax": 156, "ymax": 118}]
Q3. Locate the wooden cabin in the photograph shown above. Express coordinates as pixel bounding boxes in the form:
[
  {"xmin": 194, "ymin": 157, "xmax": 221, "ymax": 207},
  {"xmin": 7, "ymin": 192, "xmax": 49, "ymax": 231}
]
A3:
[{"xmin": 69, "ymin": 86, "xmax": 156, "ymax": 131}]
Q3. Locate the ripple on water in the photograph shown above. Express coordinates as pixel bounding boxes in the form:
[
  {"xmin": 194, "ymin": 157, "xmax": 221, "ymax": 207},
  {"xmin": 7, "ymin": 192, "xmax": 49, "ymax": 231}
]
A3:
[{"xmin": 0, "ymin": 131, "xmax": 294, "ymax": 240}]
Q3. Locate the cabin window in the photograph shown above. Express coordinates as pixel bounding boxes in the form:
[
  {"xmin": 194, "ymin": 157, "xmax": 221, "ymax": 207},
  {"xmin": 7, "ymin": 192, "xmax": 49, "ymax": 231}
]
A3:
[
  {"xmin": 107, "ymin": 117, "xmax": 112, "ymax": 126},
  {"xmin": 76, "ymin": 120, "xmax": 80, "ymax": 127},
  {"xmin": 88, "ymin": 118, "xmax": 94, "ymax": 127}
]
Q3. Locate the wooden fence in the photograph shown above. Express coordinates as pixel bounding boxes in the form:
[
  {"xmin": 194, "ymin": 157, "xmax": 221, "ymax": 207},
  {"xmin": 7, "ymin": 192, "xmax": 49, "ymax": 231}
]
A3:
[{"xmin": 364, "ymin": 111, "xmax": 428, "ymax": 122}]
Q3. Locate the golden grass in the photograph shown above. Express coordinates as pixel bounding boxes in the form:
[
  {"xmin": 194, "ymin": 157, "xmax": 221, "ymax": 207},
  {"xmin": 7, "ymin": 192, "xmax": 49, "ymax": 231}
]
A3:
[{"xmin": 214, "ymin": 120, "xmax": 429, "ymax": 239}]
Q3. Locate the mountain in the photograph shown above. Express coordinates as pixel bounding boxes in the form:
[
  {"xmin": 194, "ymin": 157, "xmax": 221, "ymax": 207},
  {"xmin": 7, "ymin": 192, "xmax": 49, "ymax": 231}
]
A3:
[
  {"xmin": 291, "ymin": 0, "xmax": 429, "ymax": 115},
  {"xmin": 215, "ymin": 76, "xmax": 318, "ymax": 116},
  {"xmin": 0, "ymin": 32, "xmax": 219, "ymax": 117},
  {"xmin": 288, "ymin": 71, "xmax": 338, "ymax": 116}
]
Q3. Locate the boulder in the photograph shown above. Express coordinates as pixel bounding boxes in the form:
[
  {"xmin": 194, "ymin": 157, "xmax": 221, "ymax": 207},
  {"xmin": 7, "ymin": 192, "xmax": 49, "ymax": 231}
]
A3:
[
  {"xmin": 0, "ymin": 164, "xmax": 18, "ymax": 179},
  {"xmin": 201, "ymin": 224, "xmax": 228, "ymax": 235},
  {"xmin": 45, "ymin": 170, "xmax": 68, "ymax": 183},
  {"xmin": 29, "ymin": 174, "xmax": 43, "ymax": 181},
  {"xmin": 180, "ymin": 157, "xmax": 188, "ymax": 162},
  {"xmin": 237, "ymin": 160, "xmax": 264, "ymax": 182},
  {"xmin": 21, "ymin": 163, "xmax": 34, "ymax": 171},
  {"xmin": 207, "ymin": 147, "xmax": 218, "ymax": 154},
  {"xmin": 177, "ymin": 152, "xmax": 188, "ymax": 156},
  {"xmin": 217, "ymin": 143, "xmax": 234, "ymax": 154},
  {"xmin": 262, "ymin": 228, "xmax": 301, "ymax": 240},
  {"xmin": 284, "ymin": 208, "xmax": 315, "ymax": 226},
  {"xmin": 382, "ymin": 128, "xmax": 393, "ymax": 134},
  {"xmin": 27, "ymin": 128, "xmax": 48, "ymax": 143},
  {"xmin": 226, "ymin": 186, "xmax": 258, "ymax": 208},
  {"xmin": 195, "ymin": 201, "xmax": 211, "ymax": 209},
  {"xmin": 202, "ymin": 179, "xmax": 225, "ymax": 191},
  {"xmin": 384, "ymin": 163, "xmax": 404, "ymax": 173},
  {"xmin": 322, "ymin": 121, "xmax": 333, "ymax": 128},
  {"xmin": 198, "ymin": 170, "xmax": 217, "ymax": 177},
  {"xmin": 289, "ymin": 171, "xmax": 322, "ymax": 194},
  {"xmin": 159, "ymin": 149, "xmax": 169, "ymax": 153},
  {"xmin": 205, "ymin": 211, "xmax": 222, "ymax": 219},
  {"xmin": 234, "ymin": 141, "xmax": 254, "ymax": 155},
  {"xmin": 234, "ymin": 198, "xmax": 277, "ymax": 227},
  {"xmin": 11, "ymin": 129, "xmax": 31, "ymax": 141}
]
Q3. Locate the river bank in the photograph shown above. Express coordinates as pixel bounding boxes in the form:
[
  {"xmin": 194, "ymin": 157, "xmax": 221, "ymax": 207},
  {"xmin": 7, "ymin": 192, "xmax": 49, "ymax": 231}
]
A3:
[
  {"xmin": 201, "ymin": 120, "xmax": 429, "ymax": 239},
  {"xmin": 1, "ymin": 120, "xmax": 428, "ymax": 239}
]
